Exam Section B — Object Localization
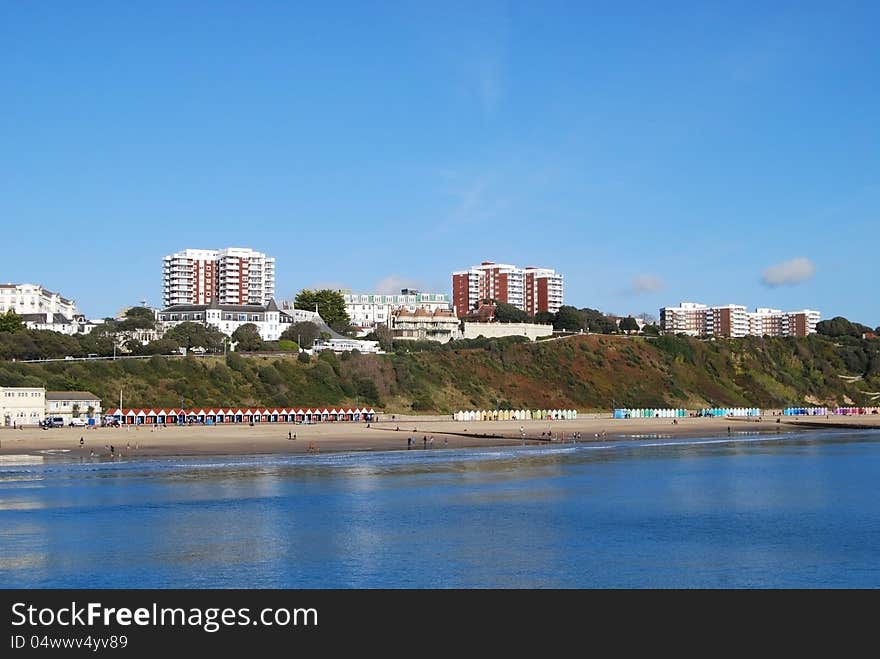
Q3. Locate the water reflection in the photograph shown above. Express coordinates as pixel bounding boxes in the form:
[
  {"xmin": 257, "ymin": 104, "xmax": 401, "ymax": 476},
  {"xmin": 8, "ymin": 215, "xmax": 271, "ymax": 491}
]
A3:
[{"xmin": 0, "ymin": 429, "xmax": 878, "ymax": 587}]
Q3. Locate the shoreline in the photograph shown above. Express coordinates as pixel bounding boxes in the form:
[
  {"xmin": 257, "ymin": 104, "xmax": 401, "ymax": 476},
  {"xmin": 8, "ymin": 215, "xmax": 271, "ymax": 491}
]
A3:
[{"xmin": 1, "ymin": 415, "xmax": 877, "ymax": 460}]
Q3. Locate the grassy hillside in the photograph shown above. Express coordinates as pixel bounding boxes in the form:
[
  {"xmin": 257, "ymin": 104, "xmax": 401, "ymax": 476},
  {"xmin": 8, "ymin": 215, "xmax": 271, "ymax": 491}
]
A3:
[{"xmin": 1, "ymin": 334, "xmax": 878, "ymax": 413}]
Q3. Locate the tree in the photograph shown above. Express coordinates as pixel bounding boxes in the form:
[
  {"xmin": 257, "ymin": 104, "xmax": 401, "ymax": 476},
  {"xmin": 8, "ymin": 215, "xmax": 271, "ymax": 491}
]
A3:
[
  {"xmin": 619, "ymin": 317, "xmax": 639, "ymax": 333},
  {"xmin": 294, "ymin": 289, "xmax": 350, "ymax": 326},
  {"xmin": 493, "ymin": 301, "xmax": 529, "ymax": 323},
  {"xmin": 297, "ymin": 352, "xmax": 311, "ymax": 364},
  {"xmin": 581, "ymin": 308, "xmax": 618, "ymax": 334},
  {"xmin": 817, "ymin": 316, "xmax": 872, "ymax": 338},
  {"xmin": 164, "ymin": 322, "xmax": 224, "ymax": 352},
  {"xmin": 117, "ymin": 306, "xmax": 156, "ymax": 331},
  {"xmin": 282, "ymin": 321, "xmax": 320, "ymax": 348},
  {"xmin": 365, "ymin": 325, "xmax": 393, "ymax": 352},
  {"xmin": 231, "ymin": 323, "xmax": 264, "ymax": 351},
  {"xmin": 642, "ymin": 323, "xmax": 660, "ymax": 336},
  {"xmin": 0, "ymin": 310, "xmax": 24, "ymax": 333},
  {"xmin": 554, "ymin": 306, "xmax": 585, "ymax": 332},
  {"xmin": 534, "ymin": 311, "xmax": 556, "ymax": 325},
  {"xmin": 145, "ymin": 337, "xmax": 181, "ymax": 355},
  {"xmin": 637, "ymin": 312, "xmax": 657, "ymax": 323}
]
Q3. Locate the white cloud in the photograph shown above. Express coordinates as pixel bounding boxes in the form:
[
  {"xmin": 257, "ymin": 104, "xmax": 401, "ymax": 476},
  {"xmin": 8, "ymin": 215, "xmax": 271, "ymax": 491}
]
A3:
[
  {"xmin": 761, "ymin": 257, "xmax": 815, "ymax": 287},
  {"xmin": 629, "ymin": 275, "xmax": 665, "ymax": 295},
  {"xmin": 374, "ymin": 275, "xmax": 423, "ymax": 295}
]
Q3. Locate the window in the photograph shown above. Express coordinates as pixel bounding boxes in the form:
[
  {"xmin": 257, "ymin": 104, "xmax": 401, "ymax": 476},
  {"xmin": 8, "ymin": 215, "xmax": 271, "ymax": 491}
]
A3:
[
  {"xmin": 251, "ymin": 315, "xmax": 260, "ymax": 322},
  {"xmin": 239, "ymin": 314, "xmax": 247, "ymax": 321}
]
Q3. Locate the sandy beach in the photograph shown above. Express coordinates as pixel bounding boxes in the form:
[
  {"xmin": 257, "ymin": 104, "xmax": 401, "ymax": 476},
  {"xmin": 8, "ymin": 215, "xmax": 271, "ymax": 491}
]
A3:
[{"xmin": 1, "ymin": 413, "xmax": 877, "ymax": 460}]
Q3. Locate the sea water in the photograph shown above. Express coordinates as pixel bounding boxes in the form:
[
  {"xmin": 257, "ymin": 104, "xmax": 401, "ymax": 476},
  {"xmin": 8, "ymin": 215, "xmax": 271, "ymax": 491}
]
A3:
[{"xmin": 1, "ymin": 429, "xmax": 879, "ymax": 588}]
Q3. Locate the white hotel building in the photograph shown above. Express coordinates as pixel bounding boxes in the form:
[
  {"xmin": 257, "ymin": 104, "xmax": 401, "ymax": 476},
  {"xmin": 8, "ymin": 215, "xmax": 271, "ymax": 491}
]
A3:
[
  {"xmin": 342, "ymin": 289, "xmax": 451, "ymax": 329},
  {"xmin": 0, "ymin": 283, "xmax": 92, "ymax": 335},
  {"xmin": 156, "ymin": 299, "xmax": 295, "ymax": 342},
  {"xmin": 163, "ymin": 247, "xmax": 276, "ymax": 307}
]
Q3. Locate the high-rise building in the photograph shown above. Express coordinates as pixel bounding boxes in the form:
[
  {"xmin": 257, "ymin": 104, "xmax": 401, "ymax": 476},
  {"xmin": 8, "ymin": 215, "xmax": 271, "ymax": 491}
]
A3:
[
  {"xmin": 162, "ymin": 247, "xmax": 276, "ymax": 307},
  {"xmin": 451, "ymin": 262, "xmax": 564, "ymax": 317},
  {"xmin": 660, "ymin": 301, "xmax": 820, "ymax": 338}
]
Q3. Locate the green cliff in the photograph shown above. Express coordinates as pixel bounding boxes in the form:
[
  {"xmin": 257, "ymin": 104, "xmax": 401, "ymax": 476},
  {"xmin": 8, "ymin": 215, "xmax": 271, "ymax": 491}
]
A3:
[{"xmin": 1, "ymin": 334, "xmax": 878, "ymax": 413}]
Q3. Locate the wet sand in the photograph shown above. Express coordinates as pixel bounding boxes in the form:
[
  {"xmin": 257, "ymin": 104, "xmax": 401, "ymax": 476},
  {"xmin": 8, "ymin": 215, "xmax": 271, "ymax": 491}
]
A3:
[{"xmin": 1, "ymin": 414, "xmax": 876, "ymax": 460}]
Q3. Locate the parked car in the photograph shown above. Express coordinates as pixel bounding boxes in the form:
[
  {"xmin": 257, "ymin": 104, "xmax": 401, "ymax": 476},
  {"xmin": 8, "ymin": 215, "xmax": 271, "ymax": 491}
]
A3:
[
  {"xmin": 69, "ymin": 418, "xmax": 88, "ymax": 427},
  {"xmin": 42, "ymin": 416, "xmax": 65, "ymax": 428}
]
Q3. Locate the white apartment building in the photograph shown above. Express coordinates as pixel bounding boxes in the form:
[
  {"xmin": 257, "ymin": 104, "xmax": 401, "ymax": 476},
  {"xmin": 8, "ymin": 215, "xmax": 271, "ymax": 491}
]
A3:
[
  {"xmin": 659, "ymin": 302, "xmax": 708, "ymax": 336},
  {"xmin": 156, "ymin": 299, "xmax": 292, "ymax": 342},
  {"xmin": 748, "ymin": 308, "xmax": 821, "ymax": 337},
  {"xmin": 706, "ymin": 304, "xmax": 749, "ymax": 338},
  {"xmin": 162, "ymin": 247, "xmax": 276, "ymax": 307},
  {"xmin": 1, "ymin": 387, "xmax": 46, "ymax": 427},
  {"xmin": 343, "ymin": 289, "xmax": 450, "ymax": 328},
  {"xmin": 661, "ymin": 302, "xmax": 821, "ymax": 338}
]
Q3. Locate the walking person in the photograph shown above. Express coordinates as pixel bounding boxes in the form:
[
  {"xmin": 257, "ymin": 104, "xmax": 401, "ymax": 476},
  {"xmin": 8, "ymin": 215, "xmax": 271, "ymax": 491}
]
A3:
[{"xmin": 423, "ymin": 436, "xmax": 427, "ymax": 449}]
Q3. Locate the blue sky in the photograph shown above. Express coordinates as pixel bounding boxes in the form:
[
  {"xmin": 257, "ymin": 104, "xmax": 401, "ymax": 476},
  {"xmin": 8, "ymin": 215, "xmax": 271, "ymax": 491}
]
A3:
[{"xmin": 1, "ymin": 2, "xmax": 877, "ymax": 324}]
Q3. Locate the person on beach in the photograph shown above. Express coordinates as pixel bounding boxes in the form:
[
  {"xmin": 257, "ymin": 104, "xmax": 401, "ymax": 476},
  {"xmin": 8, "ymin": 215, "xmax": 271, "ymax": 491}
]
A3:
[
  {"xmin": 429, "ymin": 436, "xmax": 434, "ymax": 447},
  {"xmin": 288, "ymin": 431, "xmax": 292, "ymax": 440},
  {"xmin": 444, "ymin": 438, "xmax": 448, "ymax": 447},
  {"xmin": 423, "ymin": 436, "xmax": 427, "ymax": 449},
  {"xmin": 80, "ymin": 437, "xmax": 84, "ymax": 447},
  {"xmin": 407, "ymin": 436, "xmax": 412, "ymax": 449}
]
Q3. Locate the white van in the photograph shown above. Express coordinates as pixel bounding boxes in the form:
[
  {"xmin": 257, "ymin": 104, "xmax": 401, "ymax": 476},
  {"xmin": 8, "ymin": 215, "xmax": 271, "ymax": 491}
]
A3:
[{"xmin": 43, "ymin": 416, "xmax": 65, "ymax": 428}]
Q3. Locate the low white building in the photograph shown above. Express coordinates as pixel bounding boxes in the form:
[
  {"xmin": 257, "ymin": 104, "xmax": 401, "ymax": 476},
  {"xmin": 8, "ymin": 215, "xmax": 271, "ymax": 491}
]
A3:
[
  {"xmin": 1, "ymin": 387, "xmax": 45, "ymax": 427},
  {"xmin": 46, "ymin": 391, "xmax": 102, "ymax": 423},
  {"xmin": 156, "ymin": 299, "xmax": 293, "ymax": 341},
  {"xmin": 392, "ymin": 308, "xmax": 461, "ymax": 343},
  {"xmin": 461, "ymin": 322, "xmax": 553, "ymax": 341},
  {"xmin": 312, "ymin": 337, "xmax": 382, "ymax": 354},
  {"xmin": 19, "ymin": 311, "xmax": 95, "ymax": 335}
]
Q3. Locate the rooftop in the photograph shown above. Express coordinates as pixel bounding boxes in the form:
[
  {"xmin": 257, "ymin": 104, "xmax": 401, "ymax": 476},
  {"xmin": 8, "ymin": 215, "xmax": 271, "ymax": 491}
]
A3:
[{"xmin": 46, "ymin": 391, "xmax": 101, "ymax": 401}]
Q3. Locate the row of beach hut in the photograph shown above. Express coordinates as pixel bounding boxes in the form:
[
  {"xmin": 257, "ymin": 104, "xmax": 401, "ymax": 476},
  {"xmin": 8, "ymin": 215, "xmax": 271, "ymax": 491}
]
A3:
[
  {"xmin": 698, "ymin": 408, "xmax": 761, "ymax": 417},
  {"xmin": 104, "ymin": 407, "xmax": 376, "ymax": 425},
  {"xmin": 784, "ymin": 407, "xmax": 879, "ymax": 416},
  {"xmin": 613, "ymin": 408, "xmax": 688, "ymax": 419},
  {"xmin": 453, "ymin": 409, "xmax": 578, "ymax": 422}
]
